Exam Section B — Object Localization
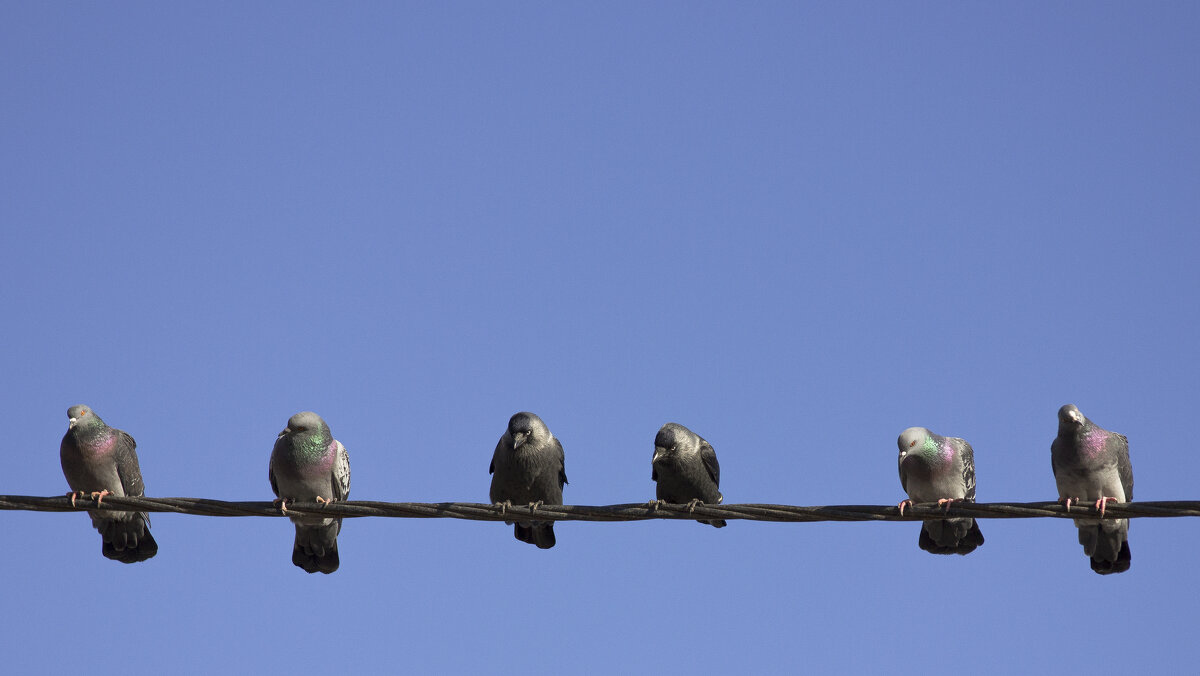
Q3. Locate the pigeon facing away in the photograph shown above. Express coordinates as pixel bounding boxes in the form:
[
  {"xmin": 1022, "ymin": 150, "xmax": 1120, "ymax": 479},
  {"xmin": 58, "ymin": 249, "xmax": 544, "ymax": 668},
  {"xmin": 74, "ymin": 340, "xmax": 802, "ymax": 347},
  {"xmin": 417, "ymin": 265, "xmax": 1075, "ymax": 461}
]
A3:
[
  {"xmin": 489, "ymin": 412, "xmax": 567, "ymax": 549},
  {"xmin": 1051, "ymin": 404, "xmax": 1133, "ymax": 575},
  {"xmin": 897, "ymin": 427, "xmax": 984, "ymax": 555},
  {"xmin": 59, "ymin": 405, "xmax": 158, "ymax": 563},
  {"xmin": 270, "ymin": 411, "xmax": 351, "ymax": 574},
  {"xmin": 651, "ymin": 422, "xmax": 725, "ymax": 528}
]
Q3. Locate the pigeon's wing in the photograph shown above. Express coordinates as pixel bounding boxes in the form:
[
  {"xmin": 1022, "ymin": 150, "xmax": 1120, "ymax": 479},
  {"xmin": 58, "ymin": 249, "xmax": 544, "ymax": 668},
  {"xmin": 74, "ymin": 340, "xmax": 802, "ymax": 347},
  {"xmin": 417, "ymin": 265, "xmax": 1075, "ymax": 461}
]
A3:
[
  {"xmin": 332, "ymin": 440, "xmax": 351, "ymax": 501},
  {"xmin": 268, "ymin": 442, "xmax": 281, "ymax": 498},
  {"xmin": 956, "ymin": 438, "xmax": 977, "ymax": 501},
  {"xmin": 113, "ymin": 430, "xmax": 146, "ymax": 498},
  {"xmin": 553, "ymin": 437, "xmax": 568, "ymax": 487},
  {"xmin": 700, "ymin": 439, "xmax": 721, "ymax": 488},
  {"xmin": 489, "ymin": 436, "xmax": 505, "ymax": 475},
  {"xmin": 1112, "ymin": 433, "xmax": 1133, "ymax": 501}
]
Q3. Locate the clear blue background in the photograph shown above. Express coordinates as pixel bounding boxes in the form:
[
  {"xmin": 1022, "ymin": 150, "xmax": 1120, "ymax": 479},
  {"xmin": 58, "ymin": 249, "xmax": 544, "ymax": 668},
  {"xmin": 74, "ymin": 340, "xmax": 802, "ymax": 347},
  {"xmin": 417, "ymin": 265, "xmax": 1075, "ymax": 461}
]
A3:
[{"xmin": 3, "ymin": 3, "xmax": 1198, "ymax": 673}]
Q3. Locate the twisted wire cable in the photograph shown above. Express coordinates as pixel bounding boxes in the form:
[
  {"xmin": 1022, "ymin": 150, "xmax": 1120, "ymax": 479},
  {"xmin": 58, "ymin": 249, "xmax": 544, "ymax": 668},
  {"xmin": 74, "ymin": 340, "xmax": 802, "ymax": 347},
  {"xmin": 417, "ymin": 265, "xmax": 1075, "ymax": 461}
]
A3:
[{"xmin": 2, "ymin": 495, "xmax": 1198, "ymax": 522}]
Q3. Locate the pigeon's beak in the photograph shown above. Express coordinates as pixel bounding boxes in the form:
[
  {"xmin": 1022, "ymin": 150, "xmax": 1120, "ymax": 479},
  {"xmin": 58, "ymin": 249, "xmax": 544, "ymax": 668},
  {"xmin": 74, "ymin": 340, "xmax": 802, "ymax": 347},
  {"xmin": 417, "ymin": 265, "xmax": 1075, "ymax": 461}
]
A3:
[
  {"xmin": 68, "ymin": 417, "xmax": 78, "ymax": 429},
  {"xmin": 277, "ymin": 427, "xmax": 290, "ymax": 439},
  {"xmin": 1067, "ymin": 410, "xmax": 1081, "ymax": 424}
]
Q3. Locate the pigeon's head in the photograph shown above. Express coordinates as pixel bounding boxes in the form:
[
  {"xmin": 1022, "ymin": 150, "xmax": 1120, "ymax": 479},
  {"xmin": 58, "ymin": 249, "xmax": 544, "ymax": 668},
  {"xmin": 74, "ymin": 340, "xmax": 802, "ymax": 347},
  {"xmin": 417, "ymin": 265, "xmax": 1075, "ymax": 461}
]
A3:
[
  {"xmin": 654, "ymin": 423, "xmax": 695, "ymax": 461},
  {"xmin": 508, "ymin": 412, "xmax": 547, "ymax": 448},
  {"xmin": 1058, "ymin": 404, "xmax": 1086, "ymax": 430},
  {"xmin": 897, "ymin": 427, "xmax": 936, "ymax": 458},
  {"xmin": 280, "ymin": 411, "xmax": 330, "ymax": 440},
  {"xmin": 66, "ymin": 404, "xmax": 99, "ymax": 429}
]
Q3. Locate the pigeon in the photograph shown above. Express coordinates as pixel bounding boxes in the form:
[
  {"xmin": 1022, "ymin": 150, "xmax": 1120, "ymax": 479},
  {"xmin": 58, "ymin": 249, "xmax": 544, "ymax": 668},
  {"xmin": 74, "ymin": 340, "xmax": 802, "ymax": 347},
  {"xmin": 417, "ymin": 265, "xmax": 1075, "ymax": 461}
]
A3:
[
  {"xmin": 1051, "ymin": 404, "xmax": 1133, "ymax": 575},
  {"xmin": 651, "ymin": 422, "xmax": 725, "ymax": 528},
  {"xmin": 489, "ymin": 412, "xmax": 567, "ymax": 549},
  {"xmin": 59, "ymin": 405, "xmax": 158, "ymax": 563},
  {"xmin": 269, "ymin": 411, "xmax": 351, "ymax": 574},
  {"xmin": 897, "ymin": 427, "xmax": 984, "ymax": 555}
]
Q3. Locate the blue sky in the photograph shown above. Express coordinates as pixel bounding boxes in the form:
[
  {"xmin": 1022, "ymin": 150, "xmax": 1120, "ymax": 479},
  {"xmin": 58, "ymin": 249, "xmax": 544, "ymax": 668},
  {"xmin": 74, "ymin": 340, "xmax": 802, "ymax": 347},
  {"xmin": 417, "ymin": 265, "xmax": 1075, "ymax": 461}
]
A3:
[{"xmin": 3, "ymin": 2, "xmax": 1198, "ymax": 673}]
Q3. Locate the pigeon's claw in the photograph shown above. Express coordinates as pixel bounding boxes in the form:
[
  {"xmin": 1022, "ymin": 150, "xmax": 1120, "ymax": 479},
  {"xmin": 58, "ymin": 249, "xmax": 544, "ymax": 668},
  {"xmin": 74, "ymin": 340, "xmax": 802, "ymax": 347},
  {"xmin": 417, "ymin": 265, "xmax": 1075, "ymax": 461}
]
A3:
[
  {"xmin": 67, "ymin": 491, "xmax": 85, "ymax": 508},
  {"xmin": 1060, "ymin": 497, "xmax": 1077, "ymax": 512},
  {"xmin": 937, "ymin": 498, "xmax": 958, "ymax": 513},
  {"xmin": 315, "ymin": 496, "xmax": 336, "ymax": 506},
  {"xmin": 90, "ymin": 489, "xmax": 112, "ymax": 506},
  {"xmin": 897, "ymin": 499, "xmax": 913, "ymax": 516},
  {"xmin": 1095, "ymin": 496, "xmax": 1120, "ymax": 518},
  {"xmin": 273, "ymin": 497, "xmax": 291, "ymax": 515}
]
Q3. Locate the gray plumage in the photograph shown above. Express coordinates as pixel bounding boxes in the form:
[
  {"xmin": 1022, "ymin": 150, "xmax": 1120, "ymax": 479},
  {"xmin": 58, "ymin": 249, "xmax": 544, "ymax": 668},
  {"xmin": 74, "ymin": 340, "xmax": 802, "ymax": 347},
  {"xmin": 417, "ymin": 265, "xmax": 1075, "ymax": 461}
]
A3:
[
  {"xmin": 897, "ymin": 427, "xmax": 984, "ymax": 555},
  {"xmin": 489, "ymin": 412, "xmax": 567, "ymax": 549},
  {"xmin": 59, "ymin": 405, "xmax": 158, "ymax": 563},
  {"xmin": 269, "ymin": 411, "xmax": 351, "ymax": 574},
  {"xmin": 651, "ymin": 422, "xmax": 725, "ymax": 528},
  {"xmin": 1051, "ymin": 404, "xmax": 1133, "ymax": 575}
]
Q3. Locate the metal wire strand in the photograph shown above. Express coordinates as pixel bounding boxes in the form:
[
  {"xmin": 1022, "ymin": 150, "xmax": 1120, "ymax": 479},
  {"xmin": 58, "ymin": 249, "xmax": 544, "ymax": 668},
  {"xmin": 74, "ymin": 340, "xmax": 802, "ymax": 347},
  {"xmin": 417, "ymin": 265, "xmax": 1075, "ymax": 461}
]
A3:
[{"xmin": 3, "ymin": 495, "xmax": 1199, "ymax": 522}]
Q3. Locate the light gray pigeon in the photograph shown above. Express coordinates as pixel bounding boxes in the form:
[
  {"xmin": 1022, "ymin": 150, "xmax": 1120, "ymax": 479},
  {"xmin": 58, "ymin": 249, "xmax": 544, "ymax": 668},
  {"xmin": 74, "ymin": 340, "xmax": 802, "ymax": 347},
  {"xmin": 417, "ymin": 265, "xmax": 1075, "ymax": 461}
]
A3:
[
  {"xmin": 1051, "ymin": 404, "xmax": 1133, "ymax": 575},
  {"xmin": 651, "ymin": 422, "xmax": 725, "ymax": 528},
  {"xmin": 489, "ymin": 412, "xmax": 567, "ymax": 549},
  {"xmin": 897, "ymin": 427, "xmax": 984, "ymax": 555},
  {"xmin": 59, "ymin": 405, "xmax": 158, "ymax": 563},
  {"xmin": 269, "ymin": 411, "xmax": 351, "ymax": 574}
]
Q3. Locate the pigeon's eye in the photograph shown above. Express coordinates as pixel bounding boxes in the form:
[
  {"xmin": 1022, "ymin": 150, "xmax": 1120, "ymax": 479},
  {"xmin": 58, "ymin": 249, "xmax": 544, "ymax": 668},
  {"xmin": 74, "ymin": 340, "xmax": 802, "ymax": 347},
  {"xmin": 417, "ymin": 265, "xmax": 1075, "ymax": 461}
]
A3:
[{"xmin": 909, "ymin": 440, "xmax": 917, "ymax": 448}]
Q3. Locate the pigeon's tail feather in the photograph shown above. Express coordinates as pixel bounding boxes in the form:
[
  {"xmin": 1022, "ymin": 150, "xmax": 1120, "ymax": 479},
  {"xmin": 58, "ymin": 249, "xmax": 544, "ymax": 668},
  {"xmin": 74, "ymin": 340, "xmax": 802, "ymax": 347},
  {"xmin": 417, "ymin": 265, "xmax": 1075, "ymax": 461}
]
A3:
[
  {"xmin": 1079, "ymin": 522, "xmax": 1131, "ymax": 575},
  {"xmin": 292, "ymin": 520, "xmax": 341, "ymax": 574},
  {"xmin": 700, "ymin": 519, "xmax": 727, "ymax": 528},
  {"xmin": 514, "ymin": 522, "xmax": 556, "ymax": 549},
  {"xmin": 918, "ymin": 518, "xmax": 984, "ymax": 556},
  {"xmin": 95, "ymin": 513, "xmax": 158, "ymax": 564}
]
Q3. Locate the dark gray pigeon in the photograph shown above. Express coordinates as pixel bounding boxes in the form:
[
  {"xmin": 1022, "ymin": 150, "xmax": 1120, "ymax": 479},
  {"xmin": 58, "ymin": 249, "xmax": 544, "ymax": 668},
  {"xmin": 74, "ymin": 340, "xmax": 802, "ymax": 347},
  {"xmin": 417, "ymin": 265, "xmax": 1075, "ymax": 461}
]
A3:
[
  {"xmin": 1051, "ymin": 404, "xmax": 1133, "ymax": 575},
  {"xmin": 651, "ymin": 422, "xmax": 725, "ymax": 528},
  {"xmin": 59, "ymin": 405, "xmax": 158, "ymax": 563},
  {"xmin": 489, "ymin": 412, "xmax": 567, "ymax": 549},
  {"xmin": 269, "ymin": 411, "xmax": 351, "ymax": 574},
  {"xmin": 897, "ymin": 427, "xmax": 984, "ymax": 555}
]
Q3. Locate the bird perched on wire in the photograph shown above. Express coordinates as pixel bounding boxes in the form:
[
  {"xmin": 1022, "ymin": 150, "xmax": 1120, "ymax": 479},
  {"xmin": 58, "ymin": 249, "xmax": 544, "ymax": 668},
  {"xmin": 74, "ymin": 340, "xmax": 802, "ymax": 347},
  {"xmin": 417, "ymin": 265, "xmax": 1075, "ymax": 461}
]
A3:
[
  {"xmin": 896, "ymin": 426, "xmax": 984, "ymax": 555},
  {"xmin": 489, "ymin": 412, "xmax": 567, "ymax": 549},
  {"xmin": 651, "ymin": 422, "xmax": 726, "ymax": 528},
  {"xmin": 59, "ymin": 404, "xmax": 158, "ymax": 563},
  {"xmin": 1051, "ymin": 404, "xmax": 1133, "ymax": 575},
  {"xmin": 270, "ymin": 411, "xmax": 351, "ymax": 574}
]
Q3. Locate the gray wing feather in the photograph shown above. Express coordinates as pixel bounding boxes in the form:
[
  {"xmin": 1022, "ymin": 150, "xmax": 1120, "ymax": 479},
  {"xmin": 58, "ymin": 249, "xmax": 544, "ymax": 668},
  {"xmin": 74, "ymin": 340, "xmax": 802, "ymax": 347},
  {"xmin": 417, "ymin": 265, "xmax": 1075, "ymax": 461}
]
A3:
[
  {"xmin": 554, "ymin": 438, "xmax": 568, "ymax": 487},
  {"xmin": 1112, "ymin": 433, "xmax": 1133, "ymax": 501},
  {"xmin": 113, "ymin": 431, "xmax": 146, "ymax": 498},
  {"xmin": 956, "ymin": 438, "xmax": 977, "ymax": 501},
  {"xmin": 700, "ymin": 439, "xmax": 720, "ymax": 488},
  {"xmin": 332, "ymin": 441, "xmax": 351, "ymax": 501}
]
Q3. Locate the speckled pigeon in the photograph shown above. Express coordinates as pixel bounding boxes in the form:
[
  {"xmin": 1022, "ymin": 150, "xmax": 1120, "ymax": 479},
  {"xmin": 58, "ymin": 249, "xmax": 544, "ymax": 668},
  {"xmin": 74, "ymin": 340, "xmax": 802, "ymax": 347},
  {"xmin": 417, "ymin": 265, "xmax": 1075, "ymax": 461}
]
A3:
[
  {"xmin": 489, "ymin": 412, "xmax": 567, "ymax": 549},
  {"xmin": 59, "ymin": 405, "xmax": 158, "ymax": 563},
  {"xmin": 897, "ymin": 427, "xmax": 984, "ymax": 555},
  {"xmin": 1051, "ymin": 404, "xmax": 1133, "ymax": 575},
  {"xmin": 269, "ymin": 411, "xmax": 351, "ymax": 574},
  {"xmin": 651, "ymin": 422, "xmax": 725, "ymax": 528}
]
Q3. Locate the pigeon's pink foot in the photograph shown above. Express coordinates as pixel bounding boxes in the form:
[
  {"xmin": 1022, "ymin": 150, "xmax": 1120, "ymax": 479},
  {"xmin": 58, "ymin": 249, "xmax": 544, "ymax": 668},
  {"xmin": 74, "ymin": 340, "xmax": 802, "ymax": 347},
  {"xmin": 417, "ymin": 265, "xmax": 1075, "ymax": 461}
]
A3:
[
  {"xmin": 897, "ymin": 499, "xmax": 913, "ymax": 516},
  {"xmin": 937, "ymin": 498, "xmax": 959, "ymax": 513},
  {"xmin": 90, "ymin": 489, "xmax": 112, "ymax": 506},
  {"xmin": 1060, "ymin": 497, "xmax": 1077, "ymax": 512},
  {"xmin": 67, "ymin": 491, "xmax": 85, "ymax": 508},
  {"xmin": 274, "ymin": 497, "xmax": 291, "ymax": 515},
  {"xmin": 1095, "ymin": 496, "xmax": 1119, "ymax": 517},
  {"xmin": 315, "ymin": 496, "xmax": 336, "ymax": 506}
]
